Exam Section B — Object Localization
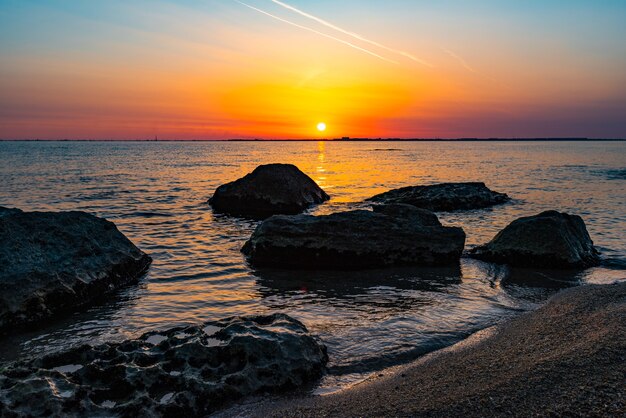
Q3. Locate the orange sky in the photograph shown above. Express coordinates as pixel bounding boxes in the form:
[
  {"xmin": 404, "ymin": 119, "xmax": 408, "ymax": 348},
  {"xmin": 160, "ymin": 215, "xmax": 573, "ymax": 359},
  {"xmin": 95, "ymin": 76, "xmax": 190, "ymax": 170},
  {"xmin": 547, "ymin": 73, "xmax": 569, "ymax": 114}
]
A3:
[{"xmin": 1, "ymin": 1, "xmax": 625, "ymax": 139}]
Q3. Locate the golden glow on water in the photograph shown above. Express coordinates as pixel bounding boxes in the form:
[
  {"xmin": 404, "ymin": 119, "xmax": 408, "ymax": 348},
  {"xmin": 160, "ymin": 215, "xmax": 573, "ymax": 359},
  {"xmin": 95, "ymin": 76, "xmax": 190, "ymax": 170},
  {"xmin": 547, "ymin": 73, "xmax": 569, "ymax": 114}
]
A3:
[{"xmin": 0, "ymin": 141, "xmax": 624, "ymax": 384}]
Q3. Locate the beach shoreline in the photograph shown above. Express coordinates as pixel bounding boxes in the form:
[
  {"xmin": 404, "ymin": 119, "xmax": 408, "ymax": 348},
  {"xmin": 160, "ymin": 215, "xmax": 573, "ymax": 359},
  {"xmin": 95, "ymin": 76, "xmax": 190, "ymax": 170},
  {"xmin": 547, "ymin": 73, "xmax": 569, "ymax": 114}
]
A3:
[{"xmin": 221, "ymin": 281, "xmax": 626, "ymax": 417}]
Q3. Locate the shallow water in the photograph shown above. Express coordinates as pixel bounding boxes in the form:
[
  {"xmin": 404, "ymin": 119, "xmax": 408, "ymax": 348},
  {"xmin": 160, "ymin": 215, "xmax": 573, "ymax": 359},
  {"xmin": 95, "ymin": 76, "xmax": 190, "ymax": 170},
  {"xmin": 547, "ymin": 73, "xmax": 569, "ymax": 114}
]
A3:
[{"xmin": 0, "ymin": 140, "xmax": 624, "ymax": 391}]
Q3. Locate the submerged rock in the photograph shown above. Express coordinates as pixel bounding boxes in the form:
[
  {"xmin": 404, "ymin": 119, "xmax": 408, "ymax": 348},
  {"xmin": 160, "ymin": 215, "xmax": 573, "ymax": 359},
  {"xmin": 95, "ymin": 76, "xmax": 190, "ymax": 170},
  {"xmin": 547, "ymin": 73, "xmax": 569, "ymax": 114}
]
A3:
[
  {"xmin": 0, "ymin": 207, "xmax": 151, "ymax": 332},
  {"xmin": 209, "ymin": 164, "xmax": 330, "ymax": 218},
  {"xmin": 0, "ymin": 314, "xmax": 328, "ymax": 417},
  {"xmin": 242, "ymin": 207, "xmax": 465, "ymax": 269},
  {"xmin": 367, "ymin": 182, "xmax": 510, "ymax": 212},
  {"xmin": 469, "ymin": 211, "xmax": 600, "ymax": 268}
]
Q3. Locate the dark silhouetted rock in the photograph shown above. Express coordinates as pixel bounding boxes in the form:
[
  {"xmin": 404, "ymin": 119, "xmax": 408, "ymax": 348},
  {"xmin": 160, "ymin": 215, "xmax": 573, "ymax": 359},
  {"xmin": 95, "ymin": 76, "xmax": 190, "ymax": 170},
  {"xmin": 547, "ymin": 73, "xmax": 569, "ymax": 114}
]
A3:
[
  {"xmin": 242, "ymin": 209, "xmax": 465, "ymax": 269},
  {"xmin": 372, "ymin": 203, "xmax": 441, "ymax": 226},
  {"xmin": 469, "ymin": 211, "xmax": 600, "ymax": 268},
  {"xmin": 0, "ymin": 314, "xmax": 328, "ymax": 416},
  {"xmin": 0, "ymin": 207, "xmax": 21, "ymax": 218},
  {"xmin": 0, "ymin": 207, "xmax": 151, "ymax": 332},
  {"xmin": 367, "ymin": 182, "xmax": 510, "ymax": 211},
  {"xmin": 209, "ymin": 164, "xmax": 330, "ymax": 218}
]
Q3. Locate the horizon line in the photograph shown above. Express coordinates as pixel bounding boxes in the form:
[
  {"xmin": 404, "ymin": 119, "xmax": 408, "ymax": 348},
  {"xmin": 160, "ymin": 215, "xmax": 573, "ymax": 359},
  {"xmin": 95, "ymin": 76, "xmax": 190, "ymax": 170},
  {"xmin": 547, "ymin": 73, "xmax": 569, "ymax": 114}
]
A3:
[{"xmin": 1, "ymin": 138, "xmax": 625, "ymax": 142}]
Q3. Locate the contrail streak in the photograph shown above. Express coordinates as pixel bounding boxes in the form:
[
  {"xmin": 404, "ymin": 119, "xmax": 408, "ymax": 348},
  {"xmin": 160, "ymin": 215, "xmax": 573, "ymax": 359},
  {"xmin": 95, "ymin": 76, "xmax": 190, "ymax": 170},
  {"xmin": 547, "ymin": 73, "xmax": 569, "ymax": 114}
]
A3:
[
  {"xmin": 442, "ymin": 48, "xmax": 509, "ymax": 88},
  {"xmin": 234, "ymin": 0, "xmax": 398, "ymax": 64},
  {"xmin": 443, "ymin": 49, "xmax": 476, "ymax": 74},
  {"xmin": 270, "ymin": 0, "xmax": 432, "ymax": 67}
]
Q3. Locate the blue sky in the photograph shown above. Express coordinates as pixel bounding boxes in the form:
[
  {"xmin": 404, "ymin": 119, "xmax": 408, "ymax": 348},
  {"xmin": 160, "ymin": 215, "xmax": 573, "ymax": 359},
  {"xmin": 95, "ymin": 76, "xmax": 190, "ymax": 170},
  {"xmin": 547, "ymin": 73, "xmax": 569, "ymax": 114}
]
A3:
[{"xmin": 1, "ymin": 0, "xmax": 625, "ymax": 138}]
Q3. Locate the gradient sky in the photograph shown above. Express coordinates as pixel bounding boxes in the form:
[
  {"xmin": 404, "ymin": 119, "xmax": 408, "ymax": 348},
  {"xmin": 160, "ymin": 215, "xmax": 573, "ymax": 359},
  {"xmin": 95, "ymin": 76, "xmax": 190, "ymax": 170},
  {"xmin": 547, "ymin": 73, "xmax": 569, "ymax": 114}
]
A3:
[{"xmin": 1, "ymin": 0, "xmax": 625, "ymax": 139}]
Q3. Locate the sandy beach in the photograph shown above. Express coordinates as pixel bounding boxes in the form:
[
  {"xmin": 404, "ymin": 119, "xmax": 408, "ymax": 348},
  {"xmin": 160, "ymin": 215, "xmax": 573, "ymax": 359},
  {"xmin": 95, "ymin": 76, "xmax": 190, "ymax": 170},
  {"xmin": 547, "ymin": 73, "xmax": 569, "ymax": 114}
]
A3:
[{"xmin": 227, "ymin": 281, "xmax": 626, "ymax": 417}]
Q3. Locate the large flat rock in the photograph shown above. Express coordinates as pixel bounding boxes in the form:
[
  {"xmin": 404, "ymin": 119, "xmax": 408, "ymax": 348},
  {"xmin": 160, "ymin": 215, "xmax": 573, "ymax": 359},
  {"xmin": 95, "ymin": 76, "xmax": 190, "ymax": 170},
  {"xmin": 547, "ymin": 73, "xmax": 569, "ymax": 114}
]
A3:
[
  {"xmin": 367, "ymin": 182, "xmax": 510, "ymax": 211},
  {"xmin": 469, "ymin": 210, "xmax": 600, "ymax": 268},
  {"xmin": 0, "ymin": 207, "xmax": 151, "ymax": 332},
  {"xmin": 0, "ymin": 313, "xmax": 328, "ymax": 416},
  {"xmin": 242, "ymin": 207, "xmax": 466, "ymax": 269},
  {"xmin": 209, "ymin": 164, "xmax": 330, "ymax": 218}
]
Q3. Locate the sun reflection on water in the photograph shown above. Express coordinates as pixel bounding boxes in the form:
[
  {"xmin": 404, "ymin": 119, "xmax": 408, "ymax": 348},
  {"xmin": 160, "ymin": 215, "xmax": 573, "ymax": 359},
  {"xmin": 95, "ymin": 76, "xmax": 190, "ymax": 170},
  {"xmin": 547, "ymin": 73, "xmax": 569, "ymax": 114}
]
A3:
[{"xmin": 0, "ymin": 140, "xmax": 624, "ymax": 388}]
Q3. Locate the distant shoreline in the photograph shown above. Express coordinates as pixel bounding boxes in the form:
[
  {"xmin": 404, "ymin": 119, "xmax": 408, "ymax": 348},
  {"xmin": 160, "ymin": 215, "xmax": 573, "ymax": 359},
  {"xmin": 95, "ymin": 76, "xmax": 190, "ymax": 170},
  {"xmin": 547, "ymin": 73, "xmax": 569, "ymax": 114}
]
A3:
[{"xmin": 0, "ymin": 138, "xmax": 624, "ymax": 142}]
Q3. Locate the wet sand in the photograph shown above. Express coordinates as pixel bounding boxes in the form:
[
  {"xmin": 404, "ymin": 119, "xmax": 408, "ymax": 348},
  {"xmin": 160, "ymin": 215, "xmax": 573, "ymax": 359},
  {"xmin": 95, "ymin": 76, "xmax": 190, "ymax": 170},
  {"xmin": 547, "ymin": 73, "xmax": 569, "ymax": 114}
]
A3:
[{"xmin": 230, "ymin": 281, "xmax": 626, "ymax": 417}]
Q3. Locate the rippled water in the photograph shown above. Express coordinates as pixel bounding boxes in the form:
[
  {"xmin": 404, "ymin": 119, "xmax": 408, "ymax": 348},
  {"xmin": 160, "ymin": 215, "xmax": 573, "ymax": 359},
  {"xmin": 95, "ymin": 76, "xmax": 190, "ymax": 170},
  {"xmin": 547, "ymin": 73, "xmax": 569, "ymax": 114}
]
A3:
[{"xmin": 0, "ymin": 140, "xmax": 624, "ymax": 391}]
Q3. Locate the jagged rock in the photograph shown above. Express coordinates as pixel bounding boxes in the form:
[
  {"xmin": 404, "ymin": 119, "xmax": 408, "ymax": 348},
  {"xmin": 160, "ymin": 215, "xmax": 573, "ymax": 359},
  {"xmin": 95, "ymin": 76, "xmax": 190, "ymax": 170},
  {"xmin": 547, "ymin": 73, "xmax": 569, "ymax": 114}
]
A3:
[
  {"xmin": 242, "ymin": 209, "xmax": 465, "ymax": 269},
  {"xmin": 367, "ymin": 182, "xmax": 510, "ymax": 211},
  {"xmin": 0, "ymin": 314, "xmax": 328, "ymax": 417},
  {"xmin": 209, "ymin": 164, "xmax": 330, "ymax": 218},
  {"xmin": 469, "ymin": 211, "xmax": 600, "ymax": 268},
  {"xmin": 0, "ymin": 207, "xmax": 151, "ymax": 332}
]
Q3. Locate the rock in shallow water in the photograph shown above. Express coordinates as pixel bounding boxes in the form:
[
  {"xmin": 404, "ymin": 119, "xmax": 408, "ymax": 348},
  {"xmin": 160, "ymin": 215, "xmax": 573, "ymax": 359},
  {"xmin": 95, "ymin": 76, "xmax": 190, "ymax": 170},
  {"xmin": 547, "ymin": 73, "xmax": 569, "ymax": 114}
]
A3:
[
  {"xmin": 0, "ymin": 207, "xmax": 151, "ymax": 332},
  {"xmin": 469, "ymin": 210, "xmax": 600, "ymax": 268},
  {"xmin": 209, "ymin": 164, "xmax": 330, "ymax": 218},
  {"xmin": 0, "ymin": 314, "xmax": 328, "ymax": 417},
  {"xmin": 367, "ymin": 182, "xmax": 510, "ymax": 212},
  {"xmin": 242, "ymin": 207, "xmax": 465, "ymax": 269},
  {"xmin": 372, "ymin": 203, "xmax": 441, "ymax": 226}
]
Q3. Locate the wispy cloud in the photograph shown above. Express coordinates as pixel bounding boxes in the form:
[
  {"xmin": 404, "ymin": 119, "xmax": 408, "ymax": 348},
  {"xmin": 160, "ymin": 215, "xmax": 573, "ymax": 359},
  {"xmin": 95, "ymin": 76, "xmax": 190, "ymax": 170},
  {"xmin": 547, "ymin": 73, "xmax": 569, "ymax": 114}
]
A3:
[
  {"xmin": 270, "ymin": 0, "xmax": 432, "ymax": 67},
  {"xmin": 234, "ymin": 0, "xmax": 398, "ymax": 64}
]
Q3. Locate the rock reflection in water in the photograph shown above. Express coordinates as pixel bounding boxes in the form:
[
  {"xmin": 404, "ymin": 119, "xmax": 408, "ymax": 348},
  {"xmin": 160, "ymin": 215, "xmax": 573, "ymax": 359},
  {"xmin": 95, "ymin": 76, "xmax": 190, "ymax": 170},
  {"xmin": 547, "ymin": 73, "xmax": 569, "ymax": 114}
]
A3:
[
  {"xmin": 254, "ymin": 265, "xmax": 478, "ymax": 375},
  {"xmin": 254, "ymin": 265, "xmax": 463, "ymax": 308}
]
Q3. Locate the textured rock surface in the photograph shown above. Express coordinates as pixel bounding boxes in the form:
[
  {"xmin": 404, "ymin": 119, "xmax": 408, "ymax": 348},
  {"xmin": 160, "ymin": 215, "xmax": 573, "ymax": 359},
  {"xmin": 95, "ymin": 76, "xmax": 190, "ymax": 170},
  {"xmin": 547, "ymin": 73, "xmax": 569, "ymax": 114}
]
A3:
[
  {"xmin": 209, "ymin": 164, "xmax": 330, "ymax": 218},
  {"xmin": 242, "ymin": 209, "xmax": 465, "ymax": 269},
  {"xmin": 469, "ymin": 211, "xmax": 600, "ymax": 268},
  {"xmin": 0, "ymin": 207, "xmax": 21, "ymax": 218},
  {"xmin": 372, "ymin": 203, "xmax": 441, "ymax": 226},
  {"xmin": 0, "ymin": 314, "xmax": 328, "ymax": 417},
  {"xmin": 0, "ymin": 207, "xmax": 151, "ymax": 332},
  {"xmin": 367, "ymin": 182, "xmax": 510, "ymax": 212}
]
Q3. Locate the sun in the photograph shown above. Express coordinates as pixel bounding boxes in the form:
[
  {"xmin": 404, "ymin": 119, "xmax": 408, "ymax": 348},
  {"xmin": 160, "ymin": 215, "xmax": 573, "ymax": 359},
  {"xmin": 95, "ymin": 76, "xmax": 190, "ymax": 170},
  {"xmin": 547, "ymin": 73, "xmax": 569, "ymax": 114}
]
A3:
[{"xmin": 316, "ymin": 122, "xmax": 327, "ymax": 132}]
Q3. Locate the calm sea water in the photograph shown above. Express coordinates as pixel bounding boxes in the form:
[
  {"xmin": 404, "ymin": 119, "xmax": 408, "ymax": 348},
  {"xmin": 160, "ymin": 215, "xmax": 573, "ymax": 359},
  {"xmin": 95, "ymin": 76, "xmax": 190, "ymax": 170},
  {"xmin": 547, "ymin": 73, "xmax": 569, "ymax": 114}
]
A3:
[{"xmin": 0, "ymin": 141, "xmax": 624, "ymax": 391}]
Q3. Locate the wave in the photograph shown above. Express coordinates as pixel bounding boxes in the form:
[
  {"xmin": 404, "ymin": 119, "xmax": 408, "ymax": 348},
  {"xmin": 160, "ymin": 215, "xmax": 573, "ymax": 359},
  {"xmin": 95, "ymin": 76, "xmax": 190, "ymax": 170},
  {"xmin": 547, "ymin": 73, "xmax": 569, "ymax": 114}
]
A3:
[{"xmin": 118, "ymin": 211, "xmax": 175, "ymax": 218}]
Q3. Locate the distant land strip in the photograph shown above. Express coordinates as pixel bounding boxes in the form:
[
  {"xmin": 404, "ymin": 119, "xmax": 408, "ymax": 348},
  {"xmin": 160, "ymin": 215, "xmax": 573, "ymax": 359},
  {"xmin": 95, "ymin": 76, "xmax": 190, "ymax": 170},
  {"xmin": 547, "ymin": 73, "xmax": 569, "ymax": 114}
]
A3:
[{"xmin": 0, "ymin": 138, "xmax": 624, "ymax": 142}]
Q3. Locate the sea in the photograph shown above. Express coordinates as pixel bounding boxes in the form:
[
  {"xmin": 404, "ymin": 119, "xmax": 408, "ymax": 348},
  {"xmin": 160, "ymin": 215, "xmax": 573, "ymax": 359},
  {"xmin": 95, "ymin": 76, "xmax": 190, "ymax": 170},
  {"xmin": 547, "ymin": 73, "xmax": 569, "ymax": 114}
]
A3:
[{"xmin": 0, "ymin": 140, "xmax": 624, "ymax": 392}]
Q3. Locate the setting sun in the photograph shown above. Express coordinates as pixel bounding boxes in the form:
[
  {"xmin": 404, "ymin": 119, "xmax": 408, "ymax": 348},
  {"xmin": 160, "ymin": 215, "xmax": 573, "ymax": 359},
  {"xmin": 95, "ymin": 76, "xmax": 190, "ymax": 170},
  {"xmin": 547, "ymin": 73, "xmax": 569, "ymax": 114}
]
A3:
[{"xmin": 317, "ymin": 122, "xmax": 327, "ymax": 132}]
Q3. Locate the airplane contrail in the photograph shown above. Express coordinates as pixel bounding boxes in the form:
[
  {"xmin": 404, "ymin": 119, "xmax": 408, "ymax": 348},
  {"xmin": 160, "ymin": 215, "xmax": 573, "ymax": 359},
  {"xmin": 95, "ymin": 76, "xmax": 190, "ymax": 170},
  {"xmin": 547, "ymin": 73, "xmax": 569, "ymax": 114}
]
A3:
[
  {"xmin": 234, "ymin": 0, "xmax": 398, "ymax": 64},
  {"xmin": 442, "ymin": 48, "xmax": 510, "ymax": 88},
  {"xmin": 443, "ymin": 49, "xmax": 476, "ymax": 74},
  {"xmin": 270, "ymin": 0, "xmax": 432, "ymax": 67}
]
